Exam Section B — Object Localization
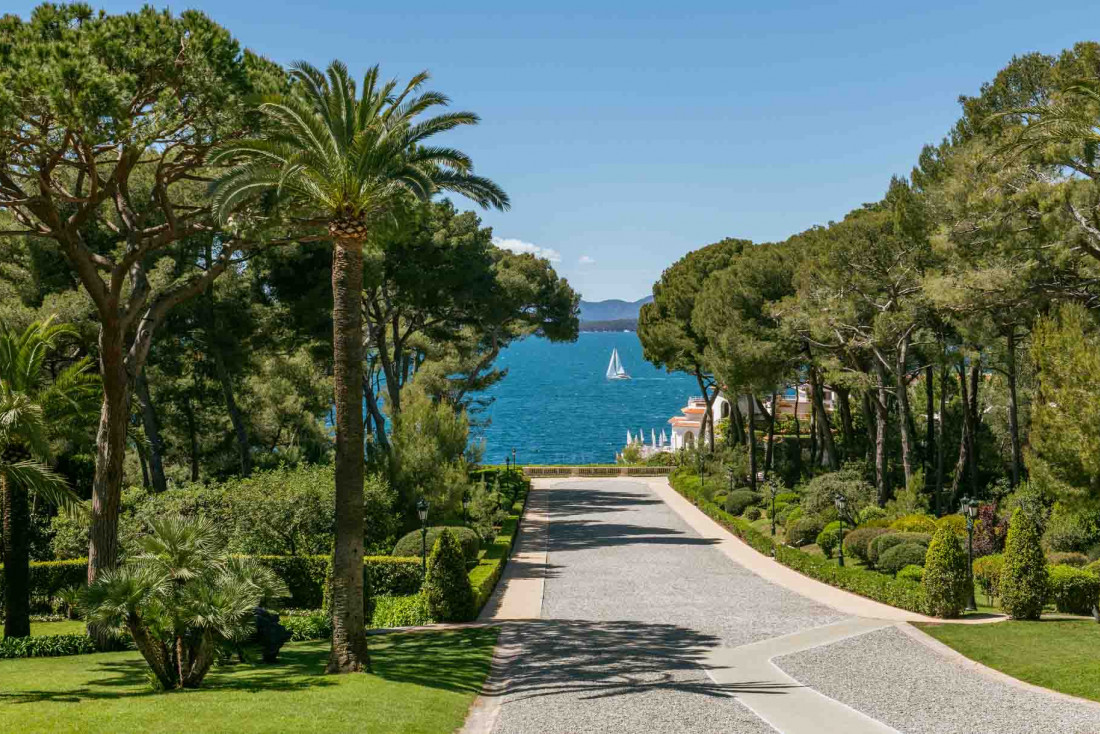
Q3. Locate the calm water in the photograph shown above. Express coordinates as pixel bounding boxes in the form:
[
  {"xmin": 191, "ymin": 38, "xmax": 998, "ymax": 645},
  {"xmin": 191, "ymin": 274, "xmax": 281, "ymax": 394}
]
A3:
[{"xmin": 476, "ymin": 332, "xmax": 697, "ymax": 464}]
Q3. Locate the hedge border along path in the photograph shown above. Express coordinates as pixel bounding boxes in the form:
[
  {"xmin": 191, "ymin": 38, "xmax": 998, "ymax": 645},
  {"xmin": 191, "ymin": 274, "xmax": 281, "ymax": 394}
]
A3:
[
  {"xmin": 470, "ymin": 485, "xmax": 530, "ymax": 615},
  {"xmin": 664, "ymin": 473, "xmax": 932, "ymax": 616}
]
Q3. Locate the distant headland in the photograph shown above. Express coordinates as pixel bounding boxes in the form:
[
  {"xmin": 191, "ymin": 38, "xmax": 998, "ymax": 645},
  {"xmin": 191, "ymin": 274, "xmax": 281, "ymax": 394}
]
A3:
[{"xmin": 578, "ymin": 296, "xmax": 653, "ymax": 332}]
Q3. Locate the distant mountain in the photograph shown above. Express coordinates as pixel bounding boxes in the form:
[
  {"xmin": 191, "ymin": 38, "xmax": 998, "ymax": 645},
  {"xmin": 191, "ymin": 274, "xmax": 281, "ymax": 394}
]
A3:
[{"xmin": 578, "ymin": 296, "xmax": 653, "ymax": 323}]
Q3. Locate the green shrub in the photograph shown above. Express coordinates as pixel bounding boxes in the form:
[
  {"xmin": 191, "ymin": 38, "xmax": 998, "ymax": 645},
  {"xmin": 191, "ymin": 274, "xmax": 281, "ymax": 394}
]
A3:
[
  {"xmin": 371, "ymin": 594, "xmax": 433, "ymax": 628},
  {"xmin": 973, "ymin": 554, "xmax": 1005, "ymax": 606},
  {"xmin": 1047, "ymin": 552, "xmax": 1089, "ymax": 568},
  {"xmin": 743, "ymin": 506, "xmax": 761, "ymax": 522},
  {"xmin": 1042, "ymin": 502, "xmax": 1099, "ymax": 553},
  {"xmin": 281, "ymin": 611, "xmax": 331, "ymax": 641},
  {"xmin": 879, "ymin": 543, "xmax": 928, "ymax": 576},
  {"xmin": 816, "ymin": 528, "xmax": 841, "ymax": 559},
  {"xmin": 469, "ymin": 490, "xmax": 527, "ymax": 614},
  {"xmin": 1001, "ymin": 509, "xmax": 1050, "ymax": 620},
  {"xmin": 775, "ymin": 492, "xmax": 800, "ymax": 504},
  {"xmin": 393, "ymin": 526, "xmax": 480, "ymax": 563},
  {"xmin": 0, "ymin": 634, "xmax": 96, "ymax": 659},
  {"xmin": 1085, "ymin": 559, "xmax": 1100, "ymax": 577},
  {"xmin": 0, "ymin": 559, "xmax": 86, "ymax": 613},
  {"xmin": 868, "ymin": 532, "xmax": 931, "ymax": 566},
  {"xmin": 922, "ymin": 526, "xmax": 970, "ymax": 618},
  {"xmin": 843, "ymin": 528, "xmax": 889, "ymax": 566},
  {"xmin": 890, "ymin": 514, "xmax": 937, "ymax": 533},
  {"xmin": 1047, "ymin": 565, "xmax": 1100, "ymax": 615},
  {"xmin": 858, "ymin": 506, "xmax": 889, "ymax": 526},
  {"xmin": 898, "ymin": 564, "xmax": 924, "ymax": 583},
  {"xmin": 725, "ymin": 490, "xmax": 762, "ymax": 516},
  {"xmin": 788, "ymin": 516, "xmax": 826, "ymax": 547},
  {"xmin": 423, "ymin": 530, "xmax": 475, "ymax": 622},
  {"xmin": 935, "ymin": 514, "xmax": 968, "ymax": 538},
  {"xmin": 800, "ymin": 464, "xmax": 876, "ymax": 521}
]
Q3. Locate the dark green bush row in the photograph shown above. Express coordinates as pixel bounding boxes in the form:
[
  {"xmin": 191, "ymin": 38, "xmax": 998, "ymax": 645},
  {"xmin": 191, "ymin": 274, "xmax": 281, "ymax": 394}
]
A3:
[
  {"xmin": 0, "ymin": 559, "xmax": 87, "ymax": 610},
  {"xmin": 0, "ymin": 634, "xmax": 96, "ymax": 659},
  {"xmin": 669, "ymin": 473, "xmax": 930, "ymax": 615},
  {"xmin": 1048, "ymin": 564, "xmax": 1100, "ymax": 615}
]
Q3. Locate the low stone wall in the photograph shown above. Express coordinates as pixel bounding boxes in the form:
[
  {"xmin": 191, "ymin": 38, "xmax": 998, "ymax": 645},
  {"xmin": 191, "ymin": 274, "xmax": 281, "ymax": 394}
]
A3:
[{"xmin": 522, "ymin": 465, "xmax": 673, "ymax": 478}]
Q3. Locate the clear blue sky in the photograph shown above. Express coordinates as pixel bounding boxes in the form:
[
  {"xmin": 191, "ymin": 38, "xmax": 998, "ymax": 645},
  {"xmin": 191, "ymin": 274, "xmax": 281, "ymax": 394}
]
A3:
[{"xmin": 10, "ymin": 1, "xmax": 1096, "ymax": 300}]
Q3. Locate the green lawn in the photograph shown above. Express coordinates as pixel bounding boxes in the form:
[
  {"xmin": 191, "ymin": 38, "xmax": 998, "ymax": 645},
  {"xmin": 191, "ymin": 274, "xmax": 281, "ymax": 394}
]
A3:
[
  {"xmin": 916, "ymin": 619, "xmax": 1100, "ymax": 702},
  {"xmin": 1, "ymin": 620, "xmax": 87, "ymax": 638},
  {"xmin": 0, "ymin": 627, "xmax": 498, "ymax": 733}
]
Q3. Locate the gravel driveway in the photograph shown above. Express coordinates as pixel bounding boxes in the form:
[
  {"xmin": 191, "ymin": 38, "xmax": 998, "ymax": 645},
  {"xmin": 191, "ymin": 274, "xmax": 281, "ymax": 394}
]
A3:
[{"xmin": 489, "ymin": 478, "xmax": 844, "ymax": 734}]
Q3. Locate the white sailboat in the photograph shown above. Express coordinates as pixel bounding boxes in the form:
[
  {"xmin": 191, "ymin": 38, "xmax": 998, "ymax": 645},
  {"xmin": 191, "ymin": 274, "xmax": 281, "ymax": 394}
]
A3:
[{"xmin": 606, "ymin": 348, "xmax": 631, "ymax": 380}]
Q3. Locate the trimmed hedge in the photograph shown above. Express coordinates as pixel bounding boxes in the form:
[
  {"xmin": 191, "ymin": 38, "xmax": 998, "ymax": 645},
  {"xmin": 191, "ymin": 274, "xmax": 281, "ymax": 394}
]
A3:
[
  {"xmin": 371, "ymin": 594, "xmax": 433, "ymax": 628},
  {"xmin": 788, "ymin": 517, "xmax": 826, "ymax": 547},
  {"xmin": 669, "ymin": 471, "xmax": 929, "ymax": 615},
  {"xmin": 843, "ymin": 528, "xmax": 889, "ymax": 566},
  {"xmin": 0, "ymin": 559, "xmax": 86, "ymax": 611},
  {"xmin": 1047, "ymin": 552, "xmax": 1089, "ymax": 568},
  {"xmin": 393, "ymin": 526, "xmax": 481, "ymax": 563},
  {"xmin": 1048, "ymin": 565, "xmax": 1100, "ymax": 615},
  {"xmin": 470, "ymin": 487, "xmax": 530, "ymax": 614},
  {"xmin": 281, "ymin": 611, "xmax": 331, "ymax": 641},
  {"xmin": 898, "ymin": 564, "xmax": 924, "ymax": 583},
  {"xmin": 890, "ymin": 514, "xmax": 937, "ymax": 533},
  {"xmin": 724, "ymin": 490, "xmax": 761, "ymax": 516},
  {"xmin": 0, "ymin": 634, "xmax": 96, "ymax": 659}
]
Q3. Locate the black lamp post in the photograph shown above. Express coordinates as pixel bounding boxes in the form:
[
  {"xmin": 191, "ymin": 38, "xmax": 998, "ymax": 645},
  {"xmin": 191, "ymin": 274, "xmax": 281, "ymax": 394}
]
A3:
[
  {"xmin": 962, "ymin": 496, "xmax": 979, "ymax": 611},
  {"xmin": 697, "ymin": 449, "xmax": 705, "ymax": 493},
  {"xmin": 512, "ymin": 447, "xmax": 517, "ymax": 471},
  {"xmin": 834, "ymin": 493, "xmax": 848, "ymax": 567},
  {"xmin": 727, "ymin": 466, "xmax": 735, "ymax": 493},
  {"xmin": 461, "ymin": 491, "xmax": 470, "ymax": 525},
  {"xmin": 769, "ymin": 481, "xmax": 779, "ymax": 537},
  {"xmin": 416, "ymin": 498, "xmax": 430, "ymax": 572}
]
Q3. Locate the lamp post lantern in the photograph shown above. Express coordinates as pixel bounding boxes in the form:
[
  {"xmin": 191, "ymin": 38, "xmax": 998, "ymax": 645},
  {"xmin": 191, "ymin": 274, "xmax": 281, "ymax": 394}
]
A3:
[
  {"xmin": 834, "ymin": 493, "xmax": 848, "ymax": 567},
  {"xmin": 416, "ymin": 498, "xmax": 430, "ymax": 572},
  {"xmin": 462, "ymin": 491, "xmax": 470, "ymax": 525},
  {"xmin": 962, "ymin": 496, "xmax": 979, "ymax": 611}
]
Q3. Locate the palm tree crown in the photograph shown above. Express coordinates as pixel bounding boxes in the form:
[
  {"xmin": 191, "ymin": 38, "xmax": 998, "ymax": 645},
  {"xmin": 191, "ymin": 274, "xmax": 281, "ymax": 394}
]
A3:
[{"xmin": 210, "ymin": 60, "xmax": 509, "ymax": 235}]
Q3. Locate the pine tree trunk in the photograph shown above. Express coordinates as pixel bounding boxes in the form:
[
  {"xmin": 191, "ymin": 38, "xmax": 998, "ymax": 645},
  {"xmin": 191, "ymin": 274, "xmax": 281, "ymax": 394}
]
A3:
[
  {"xmin": 135, "ymin": 372, "xmax": 168, "ymax": 493},
  {"xmin": 936, "ymin": 364, "xmax": 946, "ymax": 514},
  {"xmin": 184, "ymin": 394, "xmax": 199, "ymax": 483},
  {"xmin": 213, "ymin": 348, "xmax": 252, "ymax": 476},
  {"xmin": 967, "ymin": 359, "xmax": 981, "ymax": 497},
  {"xmin": 747, "ymin": 395, "xmax": 757, "ymax": 491},
  {"xmin": 729, "ymin": 401, "xmax": 745, "ymax": 446},
  {"xmin": 327, "ymin": 236, "xmax": 370, "ymax": 674},
  {"xmin": 835, "ymin": 386, "xmax": 854, "ymax": 459},
  {"xmin": 792, "ymin": 386, "xmax": 803, "ymax": 477},
  {"xmin": 872, "ymin": 361, "xmax": 891, "ymax": 505},
  {"xmin": 810, "ymin": 369, "xmax": 838, "ymax": 469},
  {"xmin": 1005, "ymin": 331, "xmax": 1022, "ymax": 488},
  {"xmin": 861, "ymin": 390, "xmax": 875, "ymax": 463},
  {"xmin": 895, "ymin": 338, "xmax": 914, "ymax": 486},
  {"xmin": 87, "ymin": 320, "xmax": 129, "ymax": 590},
  {"xmin": 925, "ymin": 365, "xmax": 935, "ymax": 481},
  {"xmin": 2, "ymin": 472, "xmax": 31, "ymax": 638}
]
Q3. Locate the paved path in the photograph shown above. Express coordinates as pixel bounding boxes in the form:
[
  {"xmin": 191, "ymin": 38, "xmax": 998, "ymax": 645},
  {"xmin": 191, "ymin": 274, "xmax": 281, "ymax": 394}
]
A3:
[{"xmin": 467, "ymin": 478, "xmax": 1100, "ymax": 734}]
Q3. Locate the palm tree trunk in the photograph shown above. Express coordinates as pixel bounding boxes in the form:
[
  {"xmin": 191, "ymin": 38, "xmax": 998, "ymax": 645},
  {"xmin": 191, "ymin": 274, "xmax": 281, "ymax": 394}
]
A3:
[
  {"xmin": 135, "ymin": 372, "xmax": 168, "ymax": 493},
  {"xmin": 2, "ymin": 472, "xmax": 31, "ymax": 638},
  {"xmin": 327, "ymin": 236, "xmax": 370, "ymax": 674}
]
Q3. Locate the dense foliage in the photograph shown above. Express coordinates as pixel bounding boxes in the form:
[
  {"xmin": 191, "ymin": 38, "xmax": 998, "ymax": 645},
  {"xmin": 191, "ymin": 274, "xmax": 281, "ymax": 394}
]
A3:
[
  {"xmin": 423, "ymin": 530, "xmax": 476, "ymax": 623},
  {"xmin": 1000, "ymin": 509, "xmax": 1050, "ymax": 620}
]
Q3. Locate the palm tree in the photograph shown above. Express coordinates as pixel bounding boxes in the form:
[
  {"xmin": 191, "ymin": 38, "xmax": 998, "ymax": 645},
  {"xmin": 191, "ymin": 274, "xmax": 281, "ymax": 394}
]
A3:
[
  {"xmin": 210, "ymin": 61, "xmax": 508, "ymax": 673},
  {"xmin": 0, "ymin": 319, "xmax": 98, "ymax": 637},
  {"xmin": 83, "ymin": 514, "xmax": 288, "ymax": 689}
]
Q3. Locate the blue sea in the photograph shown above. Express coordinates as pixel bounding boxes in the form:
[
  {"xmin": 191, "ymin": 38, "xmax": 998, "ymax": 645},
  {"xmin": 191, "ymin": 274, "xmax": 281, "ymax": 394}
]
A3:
[{"xmin": 475, "ymin": 332, "xmax": 698, "ymax": 465}]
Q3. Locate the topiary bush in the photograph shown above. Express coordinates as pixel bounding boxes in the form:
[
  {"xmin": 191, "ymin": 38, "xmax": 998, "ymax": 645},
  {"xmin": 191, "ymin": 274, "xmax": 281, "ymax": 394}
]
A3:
[
  {"xmin": 922, "ymin": 525, "xmax": 970, "ymax": 618},
  {"xmin": 423, "ymin": 530, "xmax": 475, "ymax": 622},
  {"xmin": 897, "ymin": 564, "xmax": 924, "ymax": 583},
  {"xmin": 1000, "ymin": 509, "xmax": 1049, "ymax": 620},
  {"xmin": 843, "ymin": 527, "xmax": 889, "ymax": 566},
  {"xmin": 743, "ymin": 506, "xmax": 761, "ymax": 522},
  {"xmin": 868, "ymin": 532, "xmax": 931, "ymax": 567},
  {"xmin": 973, "ymin": 553, "xmax": 1005, "ymax": 606},
  {"xmin": 1047, "ymin": 565, "xmax": 1100, "ymax": 615},
  {"xmin": 725, "ymin": 490, "xmax": 762, "ymax": 516},
  {"xmin": 788, "ymin": 516, "xmax": 826, "ymax": 547},
  {"xmin": 816, "ymin": 528, "xmax": 841, "ymax": 559},
  {"xmin": 1047, "ymin": 552, "xmax": 1089, "ymax": 568},
  {"xmin": 879, "ymin": 543, "xmax": 928, "ymax": 576},
  {"xmin": 393, "ymin": 526, "xmax": 480, "ymax": 563}
]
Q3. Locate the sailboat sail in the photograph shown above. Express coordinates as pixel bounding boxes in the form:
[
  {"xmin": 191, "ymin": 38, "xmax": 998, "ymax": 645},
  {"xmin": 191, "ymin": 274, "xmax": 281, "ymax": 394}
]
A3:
[{"xmin": 606, "ymin": 348, "xmax": 630, "ymax": 380}]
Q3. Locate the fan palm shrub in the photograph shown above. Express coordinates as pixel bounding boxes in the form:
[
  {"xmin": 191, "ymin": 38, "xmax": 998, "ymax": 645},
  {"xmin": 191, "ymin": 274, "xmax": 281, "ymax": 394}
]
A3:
[
  {"xmin": 82, "ymin": 515, "xmax": 287, "ymax": 690},
  {"xmin": 211, "ymin": 60, "xmax": 507, "ymax": 673},
  {"xmin": 0, "ymin": 319, "xmax": 98, "ymax": 638}
]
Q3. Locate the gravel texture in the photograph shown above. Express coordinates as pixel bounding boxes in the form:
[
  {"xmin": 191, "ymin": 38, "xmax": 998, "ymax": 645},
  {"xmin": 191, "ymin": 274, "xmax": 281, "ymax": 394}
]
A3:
[
  {"xmin": 490, "ymin": 478, "xmax": 846, "ymax": 734},
  {"xmin": 774, "ymin": 625, "xmax": 1100, "ymax": 734}
]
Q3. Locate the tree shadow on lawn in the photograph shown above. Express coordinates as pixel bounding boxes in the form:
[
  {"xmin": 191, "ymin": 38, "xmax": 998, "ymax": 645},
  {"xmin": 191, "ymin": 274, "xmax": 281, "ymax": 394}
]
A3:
[
  {"xmin": 369, "ymin": 627, "xmax": 500, "ymax": 695},
  {"xmin": 479, "ymin": 620, "xmax": 799, "ymax": 703},
  {"xmin": 0, "ymin": 642, "xmax": 337, "ymax": 705}
]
